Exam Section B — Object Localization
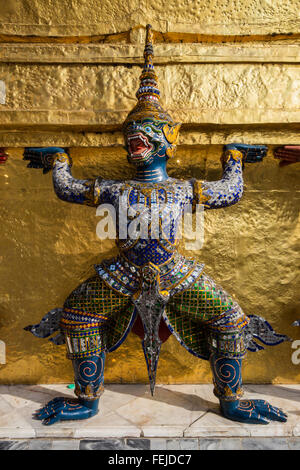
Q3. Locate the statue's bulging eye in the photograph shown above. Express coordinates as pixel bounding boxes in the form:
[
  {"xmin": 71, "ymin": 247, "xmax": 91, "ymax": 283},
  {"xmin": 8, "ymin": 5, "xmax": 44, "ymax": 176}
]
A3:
[{"xmin": 144, "ymin": 126, "xmax": 152, "ymax": 133}]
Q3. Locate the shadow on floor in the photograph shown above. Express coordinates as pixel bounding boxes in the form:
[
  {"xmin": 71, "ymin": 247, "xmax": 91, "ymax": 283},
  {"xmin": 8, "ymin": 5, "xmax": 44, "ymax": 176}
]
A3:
[
  {"xmin": 0, "ymin": 383, "xmax": 219, "ymax": 415},
  {"xmin": 245, "ymin": 384, "xmax": 300, "ymax": 403}
]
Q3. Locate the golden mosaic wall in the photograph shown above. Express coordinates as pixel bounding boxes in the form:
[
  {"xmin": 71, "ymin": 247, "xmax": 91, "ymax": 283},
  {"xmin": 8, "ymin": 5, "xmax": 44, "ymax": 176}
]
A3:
[{"xmin": 0, "ymin": 0, "xmax": 299, "ymax": 384}]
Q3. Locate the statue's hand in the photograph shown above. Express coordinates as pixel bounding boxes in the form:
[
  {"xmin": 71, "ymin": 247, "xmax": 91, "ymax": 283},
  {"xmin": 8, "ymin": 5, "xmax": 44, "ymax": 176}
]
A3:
[
  {"xmin": 220, "ymin": 399, "xmax": 287, "ymax": 425},
  {"xmin": 33, "ymin": 397, "xmax": 98, "ymax": 425},
  {"xmin": 224, "ymin": 143, "xmax": 268, "ymax": 163},
  {"xmin": 23, "ymin": 147, "xmax": 66, "ymax": 174}
]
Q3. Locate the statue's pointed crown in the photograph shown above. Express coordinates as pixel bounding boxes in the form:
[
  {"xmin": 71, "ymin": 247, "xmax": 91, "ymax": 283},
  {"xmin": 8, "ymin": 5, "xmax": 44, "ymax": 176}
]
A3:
[
  {"xmin": 123, "ymin": 24, "xmax": 175, "ymax": 128},
  {"xmin": 136, "ymin": 24, "xmax": 160, "ymax": 103}
]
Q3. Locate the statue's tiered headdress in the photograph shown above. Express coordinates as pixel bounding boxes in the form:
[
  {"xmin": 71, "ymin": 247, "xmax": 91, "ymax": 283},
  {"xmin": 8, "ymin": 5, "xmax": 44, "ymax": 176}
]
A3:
[{"xmin": 123, "ymin": 24, "xmax": 178, "ymax": 131}]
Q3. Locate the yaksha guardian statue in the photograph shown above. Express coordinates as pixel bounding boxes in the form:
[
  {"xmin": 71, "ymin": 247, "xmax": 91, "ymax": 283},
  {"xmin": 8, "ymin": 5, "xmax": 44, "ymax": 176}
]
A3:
[{"xmin": 25, "ymin": 25, "xmax": 288, "ymax": 425}]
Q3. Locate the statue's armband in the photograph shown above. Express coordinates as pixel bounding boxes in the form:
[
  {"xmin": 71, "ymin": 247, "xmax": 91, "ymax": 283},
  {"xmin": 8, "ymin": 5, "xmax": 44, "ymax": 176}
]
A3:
[
  {"xmin": 192, "ymin": 179, "xmax": 211, "ymax": 210},
  {"xmin": 53, "ymin": 152, "xmax": 72, "ymax": 167}
]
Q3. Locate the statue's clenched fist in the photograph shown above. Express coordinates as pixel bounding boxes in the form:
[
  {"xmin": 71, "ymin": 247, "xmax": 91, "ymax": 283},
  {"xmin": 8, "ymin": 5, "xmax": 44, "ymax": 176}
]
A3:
[
  {"xmin": 224, "ymin": 143, "xmax": 268, "ymax": 164},
  {"xmin": 23, "ymin": 147, "xmax": 67, "ymax": 173}
]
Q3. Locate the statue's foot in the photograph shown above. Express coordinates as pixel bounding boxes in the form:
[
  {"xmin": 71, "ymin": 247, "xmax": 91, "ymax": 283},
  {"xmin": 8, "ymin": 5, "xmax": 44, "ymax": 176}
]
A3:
[
  {"xmin": 33, "ymin": 397, "xmax": 98, "ymax": 425},
  {"xmin": 220, "ymin": 399, "xmax": 287, "ymax": 425}
]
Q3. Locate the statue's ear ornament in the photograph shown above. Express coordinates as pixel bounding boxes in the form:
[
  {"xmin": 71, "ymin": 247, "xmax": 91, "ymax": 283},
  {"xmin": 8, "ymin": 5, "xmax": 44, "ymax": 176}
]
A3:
[{"xmin": 162, "ymin": 123, "xmax": 181, "ymax": 145}]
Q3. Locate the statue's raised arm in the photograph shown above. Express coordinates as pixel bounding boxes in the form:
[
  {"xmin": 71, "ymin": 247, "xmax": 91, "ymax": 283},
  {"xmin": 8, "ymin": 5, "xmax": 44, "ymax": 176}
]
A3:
[
  {"xmin": 194, "ymin": 143, "xmax": 267, "ymax": 210},
  {"xmin": 23, "ymin": 147, "xmax": 104, "ymax": 206}
]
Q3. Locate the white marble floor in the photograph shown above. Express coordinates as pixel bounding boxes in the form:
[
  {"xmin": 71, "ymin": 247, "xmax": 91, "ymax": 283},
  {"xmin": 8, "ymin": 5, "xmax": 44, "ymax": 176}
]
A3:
[{"xmin": 0, "ymin": 383, "xmax": 300, "ymax": 439}]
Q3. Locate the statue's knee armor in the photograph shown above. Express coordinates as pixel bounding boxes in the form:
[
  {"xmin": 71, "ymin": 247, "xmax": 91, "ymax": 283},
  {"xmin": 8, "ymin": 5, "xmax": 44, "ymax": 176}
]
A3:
[
  {"xmin": 60, "ymin": 308, "xmax": 106, "ymax": 359},
  {"xmin": 205, "ymin": 306, "xmax": 249, "ymax": 359}
]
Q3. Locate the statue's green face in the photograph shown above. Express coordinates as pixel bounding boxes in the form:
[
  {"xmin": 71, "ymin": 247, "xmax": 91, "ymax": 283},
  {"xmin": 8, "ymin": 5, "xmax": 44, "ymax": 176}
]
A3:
[{"xmin": 124, "ymin": 118, "xmax": 173, "ymax": 168}]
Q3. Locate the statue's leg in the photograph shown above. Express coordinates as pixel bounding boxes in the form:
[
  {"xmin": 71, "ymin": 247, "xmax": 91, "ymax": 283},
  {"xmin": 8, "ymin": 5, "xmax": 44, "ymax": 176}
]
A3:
[
  {"xmin": 209, "ymin": 353, "xmax": 286, "ymax": 424},
  {"xmin": 166, "ymin": 273, "xmax": 287, "ymax": 424},
  {"xmin": 34, "ymin": 276, "xmax": 132, "ymax": 425},
  {"xmin": 35, "ymin": 353, "xmax": 105, "ymax": 425}
]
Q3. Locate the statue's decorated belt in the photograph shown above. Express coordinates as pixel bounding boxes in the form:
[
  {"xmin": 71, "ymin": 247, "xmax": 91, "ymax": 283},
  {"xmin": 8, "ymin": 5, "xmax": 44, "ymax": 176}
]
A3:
[{"xmin": 94, "ymin": 253, "xmax": 205, "ymax": 297}]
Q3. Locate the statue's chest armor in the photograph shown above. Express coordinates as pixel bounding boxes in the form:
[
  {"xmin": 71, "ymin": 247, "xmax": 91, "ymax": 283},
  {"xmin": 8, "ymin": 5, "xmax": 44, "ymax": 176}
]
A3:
[
  {"xmin": 95, "ymin": 181, "xmax": 204, "ymax": 296},
  {"xmin": 116, "ymin": 183, "xmax": 187, "ymax": 266}
]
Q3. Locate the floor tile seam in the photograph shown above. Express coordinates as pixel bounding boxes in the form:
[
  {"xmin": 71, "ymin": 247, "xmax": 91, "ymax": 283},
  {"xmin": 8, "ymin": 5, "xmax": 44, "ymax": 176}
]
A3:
[{"xmin": 182, "ymin": 409, "xmax": 210, "ymax": 435}]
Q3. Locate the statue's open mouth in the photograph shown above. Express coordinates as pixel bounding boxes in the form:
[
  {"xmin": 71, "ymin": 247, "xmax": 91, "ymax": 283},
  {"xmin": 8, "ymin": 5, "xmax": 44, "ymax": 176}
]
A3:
[{"xmin": 127, "ymin": 133, "xmax": 153, "ymax": 162}]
